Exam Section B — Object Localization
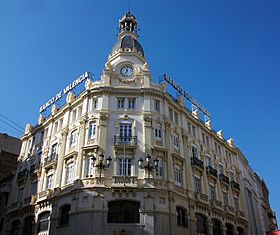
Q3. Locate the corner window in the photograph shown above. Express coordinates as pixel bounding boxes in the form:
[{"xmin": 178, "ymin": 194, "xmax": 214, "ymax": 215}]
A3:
[
  {"xmin": 59, "ymin": 205, "xmax": 71, "ymax": 226},
  {"xmin": 176, "ymin": 206, "xmax": 188, "ymax": 227},
  {"xmin": 85, "ymin": 156, "xmax": 94, "ymax": 177},
  {"xmin": 88, "ymin": 122, "xmax": 96, "ymax": 139}
]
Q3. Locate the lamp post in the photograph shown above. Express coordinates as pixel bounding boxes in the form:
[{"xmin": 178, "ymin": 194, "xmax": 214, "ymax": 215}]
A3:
[
  {"xmin": 138, "ymin": 154, "xmax": 159, "ymax": 183},
  {"xmin": 92, "ymin": 153, "xmax": 112, "ymax": 184}
]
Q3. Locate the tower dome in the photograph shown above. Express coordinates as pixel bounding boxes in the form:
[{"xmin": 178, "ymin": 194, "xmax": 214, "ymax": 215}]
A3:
[{"xmin": 110, "ymin": 12, "xmax": 145, "ymax": 57}]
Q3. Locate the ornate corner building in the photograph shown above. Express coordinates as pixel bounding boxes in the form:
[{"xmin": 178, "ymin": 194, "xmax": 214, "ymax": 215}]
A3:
[{"xmin": 1, "ymin": 12, "xmax": 277, "ymax": 235}]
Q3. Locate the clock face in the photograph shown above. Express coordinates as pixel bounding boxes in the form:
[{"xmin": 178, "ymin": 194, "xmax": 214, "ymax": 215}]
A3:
[{"xmin": 120, "ymin": 66, "xmax": 133, "ymax": 77}]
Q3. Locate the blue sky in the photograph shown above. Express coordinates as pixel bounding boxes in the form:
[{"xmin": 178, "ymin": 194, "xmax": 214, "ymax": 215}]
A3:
[{"xmin": 1, "ymin": 0, "xmax": 279, "ymax": 220}]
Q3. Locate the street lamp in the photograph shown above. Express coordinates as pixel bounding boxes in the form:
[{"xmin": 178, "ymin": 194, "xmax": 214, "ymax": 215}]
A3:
[
  {"xmin": 92, "ymin": 153, "xmax": 112, "ymax": 184},
  {"xmin": 138, "ymin": 154, "xmax": 159, "ymax": 183}
]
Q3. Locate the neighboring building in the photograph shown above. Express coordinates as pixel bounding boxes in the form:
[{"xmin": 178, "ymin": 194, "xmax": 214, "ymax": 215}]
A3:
[
  {"xmin": 0, "ymin": 133, "xmax": 21, "ymax": 180},
  {"xmin": 0, "ymin": 133, "xmax": 21, "ymax": 235},
  {"xmin": 4, "ymin": 12, "xmax": 277, "ymax": 235}
]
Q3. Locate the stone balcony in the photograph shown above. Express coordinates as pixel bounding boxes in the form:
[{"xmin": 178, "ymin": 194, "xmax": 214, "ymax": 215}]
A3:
[
  {"xmin": 44, "ymin": 154, "xmax": 58, "ymax": 168},
  {"xmin": 231, "ymin": 180, "xmax": 240, "ymax": 192},
  {"xmin": 22, "ymin": 195, "xmax": 37, "ymax": 207},
  {"xmin": 37, "ymin": 189, "xmax": 53, "ymax": 202},
  {"xmin": 191, "ymin": 157, "xmax": 204, "ymax": 172},
  {"xmin": 113, "ymin": 136, "xmax": 137, "ymax": 149},
  {"xmin": 195, "ymin": 192, "xmax": 209, "ymax": 204},
  {"xmin": 210, "ymin": 199, "xmax": 223, "ymax": 210},
  {"xmin": 112, "ymin": 175, "xmax": 137, "ymax": 187},
  {"xmin": 219, "ymin": 173, "xmax": 230, "ymax": 186},
  {"xmin": 224, "ymin": 205, "xmax": 235, "ymax": 215},
  {"xmin": 206, "ymin": 166, "xmax": 218, "ymax": 179}
]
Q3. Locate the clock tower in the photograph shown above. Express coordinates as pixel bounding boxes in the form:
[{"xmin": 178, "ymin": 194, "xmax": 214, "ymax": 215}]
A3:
[{"xmin": 101, "ymin": 12, "xmax": 151, "ymax": 87}]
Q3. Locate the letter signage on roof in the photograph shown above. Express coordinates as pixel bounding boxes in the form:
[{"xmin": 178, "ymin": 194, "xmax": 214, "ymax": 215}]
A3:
[{"xmin": 39, "ymin": 72, "xmax": 89, "ymax": 113}]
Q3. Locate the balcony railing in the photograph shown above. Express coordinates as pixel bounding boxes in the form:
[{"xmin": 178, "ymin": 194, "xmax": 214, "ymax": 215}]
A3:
[
  {"xmin": 231, "ymin": 180, "xmax": 240, "ymax": 191},
  {"xmin": 206, "ymin": 166, "xmax": 218, "ymax": 178},
  {"xmin": 17, "ymin": 169, "xmax": 28, "ymax": 181},
  {"xmin": 219, "ymin": 173, "xmax": 230, "ymax": 185},
  {"xmin": 114, "ymin": 136, "xmax": 137, "ymax": 147},
  {"xmin": 112, "ymin": 175, "xmax": 137, "ymax": 186},
  {"xmin": 191, "ymin": 157, "xmax": 204, "ymax": 170},
  {"xmin": 44, "ymin": 154, "xmax": 57, "ymax": 166}
]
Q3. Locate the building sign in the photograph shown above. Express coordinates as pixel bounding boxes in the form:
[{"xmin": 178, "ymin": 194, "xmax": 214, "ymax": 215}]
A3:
[
  {"xmin": 161, "ymin": 74, "xmax": 211, "ymax": 120},
  {"xmin": 39, "ymin": 72, "xmax": 89, "ymax": 113}
]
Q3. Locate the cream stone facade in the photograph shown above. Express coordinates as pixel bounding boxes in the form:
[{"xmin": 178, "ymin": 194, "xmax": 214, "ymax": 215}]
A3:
[{"xmin": 3, "ymin": 12, "xmax": 277, "ymax": 235}]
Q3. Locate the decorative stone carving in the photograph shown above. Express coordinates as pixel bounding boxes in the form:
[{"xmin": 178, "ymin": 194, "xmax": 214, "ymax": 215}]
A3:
[
  {"xmin": 99, "ymin": 112, "xmax": 109, "ymax": 126},
  {"xmin": 192, "ymin": 109, "xmax": 199, "ymax": 119},
  {"xmin": 178, "ymin": 95, "xmax": 185, "ymax": 107},
  {"xmin": 205, "ymin": 120, "xmax": 212, "ymax": 130},
  {"xmin": 143, "ymin": 62, "xmax": 149, "ymax": 71},
  {"xmin": 85, "ymin": 78, "xmax": 92, "ymax": 90},
  {"xmin": 105, "ymin": 61, "xmax": 112, "ymax": 70},
  {"xmin": 143, "ymin": 114, "xmax": 152, "ymax": 127},
  {"xmin": 217, "ymin": 130, "xmax": 224, "ymax": 139},
  {"xmin": 51, "ymin": 105, "xmax": 58, "ymax": 116},
  {"xmin": 66, "ymin": 92, "xmax": 75, "ymax": 104},
  {"xmin": 161, "ymin": 81, "xmax": 167, "ymax": 93},
  {"xmin": 25, "ymin": 123, "xmax": 32, "ymax": 134},
  {"xmin": 38, "ymin": 114, "xmax": 45, "ymax": 125},
  {"xmin": 227, "ymin": 138, "xmax": 235, "ymax": 147}
]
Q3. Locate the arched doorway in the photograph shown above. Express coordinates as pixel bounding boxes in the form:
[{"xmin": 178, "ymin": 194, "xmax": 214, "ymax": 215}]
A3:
[
  {"xmin": 226, "ymin": 223, "xmax": 234, "ymax": 235},
  {"xmin": 212, "ymin": 219, "xmax": 222, "ymax": 235},
  {"xmin": 196, "ymin": 213, "xmax": 208, "ymax": 234}
]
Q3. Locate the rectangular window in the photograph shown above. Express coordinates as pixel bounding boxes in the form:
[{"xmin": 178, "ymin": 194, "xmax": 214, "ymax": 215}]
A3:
[
  {"xmin": 191, "ymin": 146, "xmax": 198, "ymax": 158},
  {"xmin": 192, "ymin": 125, "xmax": 196, "ymax": 138},
  {"xmin": 223, "ymin": 191, "xmax": 229, "ymax": 205},
  {"xmin": 188, "ymin": 122, "xmax": 192, "ymax": 134},
  {"xmin": 174, "ymin": 112, "xmax": 178, "ymax": 124},
  {"xmin": 206, "ymin": 136, "xmax": 210, "ymax": 147},
  {"xmin": 128, "ymin": 98, "xmax": 136, "ymax": 109},
  {"xmin": 194, "ymin": 176, "xmax": 201, "ymax": 193},
  {"xmin": 70, "ymin": 131, "xmax": 78, "ymax": 147},
  {"xmin": 77, "ymin": 106, "xmax": 82, "ymax": 118},
  {"xmin": 117, "ymin": 98, "xmax": 125, "ymax": 109},
  {"xmin": 50, "ymin": 143, "xmax": 58, "ymax": 159},
  {"xmin": 156, "ymin": 159, "xmax": 163, "ymax": 178},
  {"xmin": 93, "ymin": 98, "xmax": 98, "ymax": 109},
  {"xmin": 72, "ymin": 110, "xmax": 77, "ymax": 122},
  {"xmin": 154, "ymin": 99, "xmax": 160, "ymax": 112},
  {"xmin": 46, "ymin": 174, "xmax": 53, "ymax": 189},
  {"xmin": 118, "ymin": 158, "xmax": 132, "ymax": 176},
  {"xmin": 174, "ymin": 166, "xmax": 182, "ymax": 185},
  {"xmin": 120, "ymin": 123, "xmax": 132, "ymax": 142},
  {"xmin": 209, "ymin": 184, "xmax": 216, "ymax": 200},
  {"xmin": 18, "ymin": 187, "xmax": 24, "ymax": 201},
  {"xmin": 155, "ymin": 128, "xmax": 162, "ymax": 139},
  {"xmin": 173, "ymin": 135, "xmax": 179, "ymax": 148},
  {"xmin": 86, "ymin": 157, "xmax": 94, "ymax": 177},
  {"xmin": 31, "ymin": 181, "xmax": 38, "ymax": 195},
  {"xmin": 234, "ymin": 197, "xmax": 239, "ymax": 210},
  {"xmin": 66, "ymin": 163, "xmax": 75, "ymax": 184},
  {"xmin": 169, "ymin": 107, "xmax": 173, "ymax": 121},
  {"xmin": 219, "ymin": 164, "xmax": 224, "ymax": 175},
  {"xmin": 89, "ymin": 123, "xmax": 96, "ymax": 139},
  {"xmin": 206, "ymin": 156, "xmax": 212, "ymax": 167}
]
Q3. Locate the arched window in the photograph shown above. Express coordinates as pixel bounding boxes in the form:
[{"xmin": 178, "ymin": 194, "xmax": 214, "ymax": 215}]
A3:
[
  {"xmin": 107, "ymin": 200, "xmax": 140, "ymax": 223},
  {"xmin": 212, "ymin": 219, "xmax": 222, "ymax": 235},
  {"xmin": 10, "ymin": 220, "xmax": 20, "ymax": 235},
  {"xmin": 237, "ymin": 227, "xmax": 244, "ymax": 235},
  {"xmin": 196, "ymin": 213, "xmax": 207, "ymax": 234},
  {"xmin": 226, "ymin": 223, "xmax": 234, "ymax": 235},
  {"xmin": 59, "ymin": 204, "xmax": 71, "ymax": 226},
  {"xmin": 23, "ymin": 216, "xmax": 34, "ymax": 235},
  {"xmin": 176, "ymin": 206, "xmax": 188, "ymax": 227},
  {"xmin": 38, "ymin": 211, "xmax": 50, "ymax": 233}
]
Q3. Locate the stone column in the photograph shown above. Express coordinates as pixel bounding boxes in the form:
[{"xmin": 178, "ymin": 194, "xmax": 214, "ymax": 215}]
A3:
[
  {"xmin": 54, "ymin": 127, "xmax": 68, "ymax": 188},
  {"xmin": 208, "ymin": 219, "xmax": 213, "ymax": 235}
]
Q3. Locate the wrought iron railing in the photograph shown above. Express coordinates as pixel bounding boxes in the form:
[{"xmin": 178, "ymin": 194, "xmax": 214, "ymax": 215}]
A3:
[
  {"xmin": 191, "ymin": 157, "xmax": 204, "ymax": 170},
  {"xmin": 206, "ymin": 166, "xmax": 218, "ymax": 177},
  {"xmin": 219, "ymin": 173, "xmax": 230, "ymax": 185},
  {"xmin": 114, "ymin": 136, "xmax": 137, "ymax": 146}
]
